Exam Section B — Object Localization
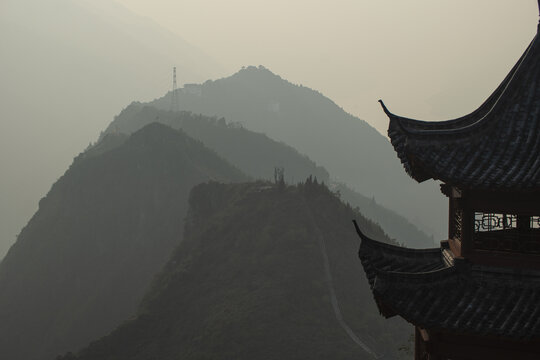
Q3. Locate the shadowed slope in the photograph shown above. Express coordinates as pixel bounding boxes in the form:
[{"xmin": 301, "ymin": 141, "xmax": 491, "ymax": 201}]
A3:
[
  {"xmin": 0, "ymin": 123, "xmax": 247, "ymax": 360},
  {"xmin": 60, "ymin": 181, "xmax": 411, "ymax": 360}
]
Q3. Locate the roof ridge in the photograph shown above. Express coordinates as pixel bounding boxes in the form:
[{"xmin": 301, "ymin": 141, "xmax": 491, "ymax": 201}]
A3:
[
  {"xmin": 380, "ymin": 34, "xmax": 537, "ymax": 137},
  {"xmin": 353, "ymin": 220, "xmax": 441, "ymax": 254}
]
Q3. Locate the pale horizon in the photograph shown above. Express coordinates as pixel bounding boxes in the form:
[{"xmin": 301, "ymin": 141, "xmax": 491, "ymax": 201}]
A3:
[{"xmin": 115, "ymin": 0, "xmax": 538, "ymax": 134}]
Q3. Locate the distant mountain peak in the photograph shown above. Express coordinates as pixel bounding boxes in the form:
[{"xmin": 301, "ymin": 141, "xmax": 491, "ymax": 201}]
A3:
[
  {"xmin": 238, "ymin": 64, "xmax": 276, "ymax": 74},
  {"xmin": 227, "ymin": 65, "xmax": 285, "ymax": 83},
  {"xmin": 144, "ymin": 67, "xmax": 446, "ymax": 242},
  {"xmin": 129, "ymin": 121, "xmax": 180, "ymax": 141}
]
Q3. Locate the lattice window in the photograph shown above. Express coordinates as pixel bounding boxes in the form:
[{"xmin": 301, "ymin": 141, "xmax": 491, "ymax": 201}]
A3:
[
  {"xmin": 474, "ymin": 213, "xmax": 517, "ymax": 232},
  {"xmin": 473, "ymin": 212, "xmax": 540, "ymax": 254},
  {"xmin": 532, "ymin": 216, "xmax": 540, "ymax": 229}
]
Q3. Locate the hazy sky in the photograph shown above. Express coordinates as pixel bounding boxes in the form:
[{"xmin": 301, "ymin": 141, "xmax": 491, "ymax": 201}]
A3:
[
  {"xmin": 115, "ymin": 0, "xmax": 538, "ymax": 134},
  {"xmin": 0, "ymin": 0, "xmax": 538, "ymax": 258}
]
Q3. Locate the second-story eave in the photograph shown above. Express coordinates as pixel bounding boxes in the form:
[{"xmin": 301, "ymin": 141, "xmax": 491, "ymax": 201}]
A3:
[
  {"xmin": 354, "ymin": 221, "xmax": 540, "ymax": 341},
  {"xmin": 353, "ymin": 220, "xmax": 449, "ymax": 286}
]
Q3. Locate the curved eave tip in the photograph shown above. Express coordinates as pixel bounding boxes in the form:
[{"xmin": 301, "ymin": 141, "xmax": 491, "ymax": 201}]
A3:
[
  {"xmin": 352, "ymin": 220, "xmax": 370, "ymax": 242},
  {"xmin": 379, "ymin": 99, "xmax": 408, "ymax": 134},
  {"xmin": 378, "ymin": 99, "xmax": 393, "ymax": 117}
]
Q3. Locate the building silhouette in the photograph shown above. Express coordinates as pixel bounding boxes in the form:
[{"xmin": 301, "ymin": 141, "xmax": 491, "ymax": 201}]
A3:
[{"xmin": 355, "ymin": 6, "xmax": 540, "ymax": 360}]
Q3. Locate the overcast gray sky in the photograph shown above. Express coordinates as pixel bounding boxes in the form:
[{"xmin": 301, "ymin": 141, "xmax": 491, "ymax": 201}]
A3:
[{"xmin": 114, "ymin": 0, "xmax": 538, "ymax": 134}]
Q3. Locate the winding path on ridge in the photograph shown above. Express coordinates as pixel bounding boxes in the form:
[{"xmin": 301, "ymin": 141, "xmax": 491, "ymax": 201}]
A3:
[{"xmin": 306, "ymin": 203, "xmax": 380, "ymax": 359}]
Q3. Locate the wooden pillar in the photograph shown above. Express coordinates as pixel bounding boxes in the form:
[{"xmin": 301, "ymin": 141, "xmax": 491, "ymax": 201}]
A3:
[
  {"xmin": 415, "ymin": 327, "xmax": 433, "ymax": 360},
  {"xmin": 518, "ymin": 215, "xmax": 531, "ymax": 232},
  {"xmin": 448, "ymin": 196, "xmax": 454, "ymax": 240},
  {"xmin": 447, "ymin": 187, "xmax": 464, "ymax": 257},
  {"xmin": 415, "ymin": 327, "xmax": 423, "ymax": 360},
  {"xmin": 461, "ymin": 193, "xmax": 472, "ymax": 258}
]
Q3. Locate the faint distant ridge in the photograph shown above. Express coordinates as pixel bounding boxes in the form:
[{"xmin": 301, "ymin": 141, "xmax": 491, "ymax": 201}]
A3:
[
  {"xmin": 0, "ymin": 0, "xmax": 224, "ymax": 260},
  {"xmin": 103, "ymin": 103, "xmax": 434, "ymax": 248},
  {"xmin": 146, "ymin": 65, "xmax": 447, "ymax": 241},
  {"xmin": 102, "ymin": 103, "xmax": 329, "ymax": 184},
  {"xmin": 57, "ymin": 180, "xmax": 411, "ymax": 360},
  {"xmin": 0, "ymin": 123, "xmax": 247, "ymax": 360}
]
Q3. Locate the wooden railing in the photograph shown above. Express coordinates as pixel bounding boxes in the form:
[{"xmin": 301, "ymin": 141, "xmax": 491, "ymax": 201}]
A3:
[{"xmin": 472, "ymin": 228, "xmax": 540, "ymax": 255}]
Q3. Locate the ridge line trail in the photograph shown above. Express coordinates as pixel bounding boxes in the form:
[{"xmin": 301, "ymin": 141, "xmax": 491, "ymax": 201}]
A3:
[{"xmin": 305, "ymin": 200, "xmax": 380, "ymax": 359}]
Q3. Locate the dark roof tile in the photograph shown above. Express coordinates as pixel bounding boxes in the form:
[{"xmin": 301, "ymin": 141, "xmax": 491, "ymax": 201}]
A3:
[
  {"xmin": 354, "ymin": 222, "xmax": 540, "ymax": 340},
  {"xmin": 381, "ymin": 31, "xmax": 540, "ymax": 191}
]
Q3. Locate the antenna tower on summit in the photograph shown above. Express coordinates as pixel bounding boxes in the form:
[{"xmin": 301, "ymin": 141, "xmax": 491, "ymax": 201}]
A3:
[{"xmin": 171, "ymin": 66, "xmax": 178, "ymax": 112}]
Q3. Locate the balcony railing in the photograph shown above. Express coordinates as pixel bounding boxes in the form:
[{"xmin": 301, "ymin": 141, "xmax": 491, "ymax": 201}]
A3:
[{"xmin": 472, "ymin": 213, "xmax": 540, "ymax": 254}]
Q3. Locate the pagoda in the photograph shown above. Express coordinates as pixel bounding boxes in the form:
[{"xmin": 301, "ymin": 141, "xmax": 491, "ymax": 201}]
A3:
[{"xmin": 355, "ymin": 7, "xmax": 540, "ymax": 360}]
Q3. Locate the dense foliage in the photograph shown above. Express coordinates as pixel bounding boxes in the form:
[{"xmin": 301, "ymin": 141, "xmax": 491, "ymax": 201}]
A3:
[
  {"xmin": 0, "ymin": 123, "xmax": 247, "ymax": 360},
  {"xmin": 59, "ymin": 180, "xmax": 411, "ymax": 360}
]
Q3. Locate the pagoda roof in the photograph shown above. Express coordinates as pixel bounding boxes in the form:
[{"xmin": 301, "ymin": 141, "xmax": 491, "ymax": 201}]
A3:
[
  {"xmin": 354, "ymin": 221, "xmax": 540, "ymax": 340},
  {"xmin": 381, "ymin": 28, "xmax": 540, "ymax": 191}
]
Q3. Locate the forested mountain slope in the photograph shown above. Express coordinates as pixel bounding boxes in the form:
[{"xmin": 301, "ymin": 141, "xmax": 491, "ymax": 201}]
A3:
[
  {"xmin": 103, "ymin": 103, "xmax": 434, "ymax": 248},
  {"xmin": 0, "ymin": 123, "xmax": 246, "ymax": 360},
  {"xmin": 59, "ymin": 180, "xmax": 411, "ymax": 360}
]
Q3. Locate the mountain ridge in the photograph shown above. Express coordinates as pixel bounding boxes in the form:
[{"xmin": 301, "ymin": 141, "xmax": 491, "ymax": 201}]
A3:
[
  {"xmin": 0, "ymin": 0, "xmax": 223, "ymax": 259},
  {"xmin": 146, "ymin": 65, "xmax": 446, "ymax": 241},
  {"xmin": 0, "ymin": 123, "xmax": 247, "ymax": 360},
  {"xmin": 58, "ymin": 180, "xmax": 411, "ymax": 360},
  {"xmin": 104, "ymin": 103, "xmax": 434, "ymax": 248}
]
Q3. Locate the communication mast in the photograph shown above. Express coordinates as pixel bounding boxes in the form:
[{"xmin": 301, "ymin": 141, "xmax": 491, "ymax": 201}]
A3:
[{"xmin": 170, "ymin": 66, "xmax": 178, "ymax": 112}]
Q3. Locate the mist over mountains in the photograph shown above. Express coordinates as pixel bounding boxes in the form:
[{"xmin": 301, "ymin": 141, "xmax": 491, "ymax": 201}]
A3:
[
  {"xmin": 147, "ymin": 65, "xmax": 447, "ymax": 240},
  {"xmin": 0, "ymin": 3, "xmax": 449, "ymax": 357},
  {"xmin": 0, "ymin": 124, "xmax": 247, "ymax": 360},
  {"xmin": 0, "ymin": 120, "xmax": 414, "ymax": 359},
  {"xmin": 0, "ymin": 0, "xmax": 221, "ymax": 258},
  {"xmin": 104, "ymin": 103, "xmax": 434, "ymax": 248},
  {"xmin": 0, "ymin": 38, "xmax": 439, "ymax": 357},
  {"xmin": 105, "ymin": 104, "xmax": 330, "ymax": 185},
  {"xmin": 2, "ymin": 1, "xmax": 537, "ymax": 359}
]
